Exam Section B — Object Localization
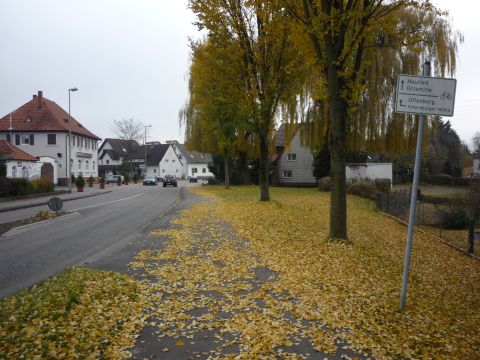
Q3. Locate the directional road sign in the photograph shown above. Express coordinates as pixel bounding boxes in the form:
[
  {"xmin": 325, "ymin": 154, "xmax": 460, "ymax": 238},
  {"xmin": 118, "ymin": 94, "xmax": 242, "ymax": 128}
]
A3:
[{"xmin": 395, "ymin": 74, "xmax": 456, "ymax": 117}]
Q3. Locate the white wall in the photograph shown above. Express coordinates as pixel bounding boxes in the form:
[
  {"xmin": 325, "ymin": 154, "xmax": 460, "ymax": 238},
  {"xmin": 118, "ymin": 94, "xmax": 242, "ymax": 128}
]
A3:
[
  {"xmin": 278, "ymin": 131, "xmax": 317, "ymax": 185},
  {"xmin": 346, "ymin": 163, "xmax": 392, "ymax": 185},
  {"xmin": 6, "ymin": 156, "xmax": 56, "ymax": 183},
  {"xmin": 159, "ymin": 146, "xmax": 183, "ymax": 177},
  {"xmin": 187, "ymin": 163, "xmax": 214, "ymax": 179},
  {"xmin": 474, "ymin": 159, "xmax": 480, "ymax": 176},
  {"xmin": 10, "ymin": 132, "xmax": 98, "ymax": 180}
]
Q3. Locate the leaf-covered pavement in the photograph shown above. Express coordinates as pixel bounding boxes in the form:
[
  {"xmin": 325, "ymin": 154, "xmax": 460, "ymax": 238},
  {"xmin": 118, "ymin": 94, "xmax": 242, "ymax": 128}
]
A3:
[{"xmin": 132, "ymin": 186, "xmax": 480, "ymax": 359}]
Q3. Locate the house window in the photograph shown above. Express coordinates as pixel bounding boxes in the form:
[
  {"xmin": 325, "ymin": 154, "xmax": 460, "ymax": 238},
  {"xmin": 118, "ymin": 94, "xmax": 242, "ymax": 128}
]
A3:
[
  {"xmin": 287, "ymin": 153, "xmax": 296, "ymax": 161},
  {"xmin": 154, "ymin": 169, "xmax": 157, "ymax": 173},
  {"xmin": 78, "ymin": 159, "xmax": 82, "ymax": 170},
  {"xmin": 192, "ymin": 168, "xmax": 198, "ymax": 174},
  {"xmin": 172, "ymin": 159, "xmax": 175, "ymax": 163},
  {"xmin": 70, "ymin": 158, "xmax": 74, "ymax": 170},
  {"xmin": 22, "ymin": 166, "xmax": 28, "ymax": 178},
  {"xmin": 283, "ymin": 170, "xmax": 293, "ymax": 178},
  {"xmin": 85, "ymin": 160, "xmax": 89, "ymax": 170},
  {"xmin": 21, "ymin": 134, "xmax": 34, "ymax": 145},
  {"xmin": 162, "ymin": 169, "xmax": 165, "ymax": 173},
  {"xmin": 12, "ymin": 166, "xmax": 16, "ymax": 178},
  {"xmin": 80, "ymin": 138, "xmax": 84, "ymax": 148},
  {"xmin": 202, "ymin": 168, "xmax": 206, "ymax": 173},
  {"xmin": 92, "ymin": 161, "xmax": 96, "ymax": 172},
  {"xmin": 72, "ymin": 136, "xmax": 75, "ymax": 146},
  {"xmin": 176, "ymin": 169, "xmax": 178, "ymax": 173},
  {"xmin": 47, "ymin": 134, "xmax": 56, "ymax": 145},
  {"xmin": 165, "ymin": 159, "xmax": 169, "ymax": 163},
  {"xmin": 106, "ymin": 159, "xmax": 110, "ymax": 165}
]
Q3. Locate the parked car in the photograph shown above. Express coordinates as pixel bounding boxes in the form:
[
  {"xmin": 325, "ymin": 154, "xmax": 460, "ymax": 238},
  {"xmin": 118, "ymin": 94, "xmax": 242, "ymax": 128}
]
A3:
[
  {"xmin": 189, "ymin": 176, "xmax": 198, "ymax": 183},
  {"xmin": 105, "ymin": 175, "xmax": 124, "ymax": 184},
  {"xmin": 143, "ymin": 174, "xmax": 158, "ymax": 186},
  {"xmin": 163, "ymin": 175, "xmax": 177, "ymax": 187}
]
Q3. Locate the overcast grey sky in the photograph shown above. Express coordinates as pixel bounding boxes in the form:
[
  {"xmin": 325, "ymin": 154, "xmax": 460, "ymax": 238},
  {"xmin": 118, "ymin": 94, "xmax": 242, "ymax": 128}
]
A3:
[{"xmin": 0, "ymin": 1, "xmax": 478, "ymax": 146}]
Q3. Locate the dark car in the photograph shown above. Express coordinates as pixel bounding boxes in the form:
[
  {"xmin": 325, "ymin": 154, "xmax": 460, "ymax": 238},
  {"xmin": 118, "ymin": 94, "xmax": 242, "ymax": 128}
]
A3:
[
  {"xmin": 189, "ymin": 176, "xmax": 198, "ymax": 183},
  {"xmin": 163, "ymin": 175, "xmax": 177, "ymax": 187},
  {"xmin": 143, "ymin": 174, "xmax": 157, "ymax": 186}
]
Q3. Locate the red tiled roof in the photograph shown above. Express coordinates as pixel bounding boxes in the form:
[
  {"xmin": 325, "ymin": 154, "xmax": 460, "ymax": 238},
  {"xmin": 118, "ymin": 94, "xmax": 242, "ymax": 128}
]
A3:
[
  {"xmin": 0, "ymin": 91, "xmax": 100, "ymax": 140},
  {"xmin": 0, "ymin": 140, "xmax": 38, "ymax": 161}
]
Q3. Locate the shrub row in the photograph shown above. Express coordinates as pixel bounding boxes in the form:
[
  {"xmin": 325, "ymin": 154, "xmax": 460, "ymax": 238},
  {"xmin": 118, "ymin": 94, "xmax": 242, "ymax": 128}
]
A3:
[
  {"xmin": 318, "ymin": 177, "xmax": 392, "ymax": 201},
  {"xmin": 0, "ymin": 176, "xmax": 54, "ymax": 198},
  {"xmin": 423, "ymin": 174, "xmax": 476, "ymax": 186}
]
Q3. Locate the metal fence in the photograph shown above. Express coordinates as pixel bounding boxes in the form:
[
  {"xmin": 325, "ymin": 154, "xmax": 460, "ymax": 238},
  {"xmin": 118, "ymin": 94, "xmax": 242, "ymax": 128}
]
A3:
[{"xmin": 376, "ymin": 189, "xmax": 480, "ymax": 256}]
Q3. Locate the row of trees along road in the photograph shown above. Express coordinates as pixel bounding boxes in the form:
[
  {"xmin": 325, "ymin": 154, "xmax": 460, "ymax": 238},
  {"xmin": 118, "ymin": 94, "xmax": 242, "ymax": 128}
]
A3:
[{"xmin": 181, "ymin": 0, "xmax": 461, "ymax": 240}]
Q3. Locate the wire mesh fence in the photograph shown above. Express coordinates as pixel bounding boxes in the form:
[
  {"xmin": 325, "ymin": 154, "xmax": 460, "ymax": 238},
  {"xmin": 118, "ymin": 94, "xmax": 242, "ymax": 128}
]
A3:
[{"xmin": 376, "ymin": 188, "xmax": 480, "ymax": 256}]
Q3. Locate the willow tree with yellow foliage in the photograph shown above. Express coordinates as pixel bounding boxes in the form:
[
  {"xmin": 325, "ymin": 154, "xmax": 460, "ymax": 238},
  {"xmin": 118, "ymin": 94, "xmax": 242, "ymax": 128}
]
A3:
[
  {"xmin": 180, "ymin": 37, "xmax": 252, "ymax": 188},
  {"xmin": 283, "ymin": 0, "xmax": 461, "ymax": 239},
  {"xmin": 188, "ymin": 0, "xmax": 308, "ymax": 201}
]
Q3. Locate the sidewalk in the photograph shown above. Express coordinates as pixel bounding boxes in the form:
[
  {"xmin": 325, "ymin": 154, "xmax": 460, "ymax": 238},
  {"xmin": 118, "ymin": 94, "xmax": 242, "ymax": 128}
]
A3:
[{"xmin": 0, "ymin": 185, "xmax": 115, "ymax": 213}]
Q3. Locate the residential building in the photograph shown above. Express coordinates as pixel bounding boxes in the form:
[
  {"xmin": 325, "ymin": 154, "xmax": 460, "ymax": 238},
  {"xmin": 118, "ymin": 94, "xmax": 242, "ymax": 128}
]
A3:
[
  {"xmin": 167, "ymin": 141, "xmax": 214, "ymax": 179},
  {"xmin": 0, "ymin": 140, "xmax": 57, "ymax": 182},
  {"xmin": 144, "ymin": 143, "xmax": 183, "ymax": 178},
  {"xmin": 98, "ymin": 138, "xmax": 142, "ymax": 176},
  {"xmin": 272, "ymin": 124, "xmax": 392, "ymax": 186},
  {"xmin": 0, "ymin": 91, "xmax": 100, "ymax": 185},
  {"xmin": 273, "ymin": 124, "xmax": 317, "ymax": 186}
]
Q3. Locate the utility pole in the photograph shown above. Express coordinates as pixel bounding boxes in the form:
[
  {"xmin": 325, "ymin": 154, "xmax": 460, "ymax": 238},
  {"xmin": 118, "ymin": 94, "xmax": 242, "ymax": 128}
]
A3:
[
  {"xmin": 67, "ymin": 87, "xmax": 78, "ymax": 186},
  {"xmin": 143, "ymin": 125, "xmax": 152, "ymax": 176}
]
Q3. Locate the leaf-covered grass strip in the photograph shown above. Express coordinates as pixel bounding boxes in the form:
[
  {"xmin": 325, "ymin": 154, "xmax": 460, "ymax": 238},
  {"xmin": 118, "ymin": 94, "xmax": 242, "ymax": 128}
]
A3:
[{"xmin": 0, "ymin": 267, "xmax": 145, "ymax": 359}]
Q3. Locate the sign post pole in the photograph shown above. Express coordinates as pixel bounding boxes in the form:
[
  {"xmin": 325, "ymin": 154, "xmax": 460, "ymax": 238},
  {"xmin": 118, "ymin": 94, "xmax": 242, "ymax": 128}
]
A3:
[{"xmin": 399, "ymin": 61, "xmax": 431, "ymax": 310}]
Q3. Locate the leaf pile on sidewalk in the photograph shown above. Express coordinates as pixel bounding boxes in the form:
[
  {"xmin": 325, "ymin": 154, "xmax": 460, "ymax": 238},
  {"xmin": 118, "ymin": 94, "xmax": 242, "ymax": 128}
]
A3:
[
  {"xmin": 0, "ymin": 268, "xmax": 145, "ymax": 359},
  {"xmin": 135, "ymin": 186, "xmax": 480, "ymax": 359}
]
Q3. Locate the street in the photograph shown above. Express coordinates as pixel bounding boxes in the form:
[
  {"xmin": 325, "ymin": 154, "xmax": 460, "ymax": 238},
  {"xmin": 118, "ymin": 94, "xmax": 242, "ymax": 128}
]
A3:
[{"xmin": 0, "ymin": 182, "xmax": 195, "ymax": 298}]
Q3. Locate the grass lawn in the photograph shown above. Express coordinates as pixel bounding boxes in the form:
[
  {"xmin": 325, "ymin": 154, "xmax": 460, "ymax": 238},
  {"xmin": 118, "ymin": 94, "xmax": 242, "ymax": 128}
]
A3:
[
  {"xmin": 187, "ymin": 186, "xmax": 480, "ymax": 359},
  {"xmin": 0, "ymin": 268, "xmax": 145, "ymax": 359}
]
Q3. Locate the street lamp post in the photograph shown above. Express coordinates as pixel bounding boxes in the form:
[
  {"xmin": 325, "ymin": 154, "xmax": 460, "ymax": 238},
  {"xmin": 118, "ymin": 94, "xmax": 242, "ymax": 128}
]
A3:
[
  {"xmin": 67, "ymin": 87, "xmax": 78, "ymax": 186},
  {"xmin": 143, "ymin": 125, "xmax": 152, "ymax": 176}
]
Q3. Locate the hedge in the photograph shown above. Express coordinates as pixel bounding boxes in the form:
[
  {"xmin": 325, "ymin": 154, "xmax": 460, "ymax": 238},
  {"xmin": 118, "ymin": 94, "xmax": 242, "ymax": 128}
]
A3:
[{"xmin": 0, "ymin": 177, "xmax": 54, "ymax": 198}]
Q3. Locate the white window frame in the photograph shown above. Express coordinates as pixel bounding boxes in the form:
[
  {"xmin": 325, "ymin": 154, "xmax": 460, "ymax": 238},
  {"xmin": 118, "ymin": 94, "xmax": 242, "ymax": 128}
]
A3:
[
  {"xmin": 283, "ymin": 170, "xmax": 293, "ymax": 178},
  {"xmin": 287, "ymin": 153, "xmax": 297, "ymax": 161}
]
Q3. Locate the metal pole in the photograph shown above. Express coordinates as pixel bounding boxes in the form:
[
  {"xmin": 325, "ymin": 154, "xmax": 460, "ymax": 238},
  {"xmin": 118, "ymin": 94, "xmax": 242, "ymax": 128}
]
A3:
[
  {"xmin": 143, "ymin": 125, "xmax": 151, "ymax": 176},
  {"xmin": 400, "ymin": 61, "xmax": 431, "ymax": 310},
  {"xmin": 67, "ymin": 88, "xmax": 78, "ymax": 187}
]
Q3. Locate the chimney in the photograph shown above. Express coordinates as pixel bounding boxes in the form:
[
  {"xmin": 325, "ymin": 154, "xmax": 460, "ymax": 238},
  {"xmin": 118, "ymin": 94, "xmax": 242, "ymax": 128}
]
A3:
[{"xmin": 37, "ymin": 91, "xmax": 43, "ymax": 107}]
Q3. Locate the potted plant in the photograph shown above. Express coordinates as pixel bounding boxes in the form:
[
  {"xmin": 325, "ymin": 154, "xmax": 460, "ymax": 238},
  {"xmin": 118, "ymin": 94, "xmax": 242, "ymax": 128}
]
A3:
[
  {"xmin": 75, "ymin": 175, "xmax": 85, "ymax": 192},
  {"xmin": 117, "ymin": 175, "xmax": 122, "ymax": 186},
  {"xmin": 88, "ymin": 175, "xmax": 94, "ymax": 187},
  {"xmin": 133, "ymin": 173, "xmax": 139, "ymax": 184},
  {"xmin": 99, "ymin": 175, "xmax": 105, "ymax": 189},
  {"xmin": 124, "ymin": 173, "xmax": 130, "ymax": 185},
  {"xmin": 70, "ymin": 174, "xmax": 76, "ymax": 187}
]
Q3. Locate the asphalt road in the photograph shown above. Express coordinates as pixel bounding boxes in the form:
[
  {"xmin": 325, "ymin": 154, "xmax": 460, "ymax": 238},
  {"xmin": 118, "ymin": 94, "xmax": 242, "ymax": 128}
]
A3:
[{"xmin": 0, "ymin": 182, "xmax": 193, "ymax": 298}]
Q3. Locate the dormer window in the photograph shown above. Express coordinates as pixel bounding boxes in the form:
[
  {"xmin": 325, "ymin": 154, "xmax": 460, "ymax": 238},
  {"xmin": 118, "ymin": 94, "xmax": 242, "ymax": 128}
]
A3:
[{"xmin": 26, "ymin": 117, "xmax": 32, "ymax": 123}]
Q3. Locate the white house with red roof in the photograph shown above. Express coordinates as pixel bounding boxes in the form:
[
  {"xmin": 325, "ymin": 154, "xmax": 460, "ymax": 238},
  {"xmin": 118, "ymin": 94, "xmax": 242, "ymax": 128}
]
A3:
[
  {"xmin": 0, "ymin": 140, "xmax": 57, "ymax": 182},
  {"xmin": 0, "ymin": 91, "xmax": 101, "ymax": 185}
]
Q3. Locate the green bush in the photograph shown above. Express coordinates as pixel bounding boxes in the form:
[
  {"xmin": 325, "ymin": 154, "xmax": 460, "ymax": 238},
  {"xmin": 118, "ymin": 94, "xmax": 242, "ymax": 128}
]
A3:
[
  {"xmin": 375, "ymin": 178, "xmax": 391, "ymax": 193},
  {"xmin": 347, "ymin": 181, "xmax": 377, "ymax": 200},
  {"xmin": 318, "ymin": 177, "xmax": 331, "ymax": 192},
  {"xmin": 32, "ymin": 177, "xmax": 54, "ymax": 193},
  {"xmin": 441, "ymin": 208, "xmax": 470, "ymax": 230},
  {"xmin": 133, "ymin": 173, "xmax": 139, "ymax": 183},
  {"xmin": 88, "ymin": 175, "xmax": 94, "ymax": 185},
  {"xmin": 10, "ymin": 178, "xmax": 35, "ymax": 196},
  {"xmin": 75, "ymin": 175, "xmax": 85, "ymax": 187}
]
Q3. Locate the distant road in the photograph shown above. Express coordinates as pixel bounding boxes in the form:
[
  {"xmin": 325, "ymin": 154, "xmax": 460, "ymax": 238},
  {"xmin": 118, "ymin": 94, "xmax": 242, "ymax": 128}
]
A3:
[{"xmin": 0, "ymin": 183, "xmax": 190, "ymax": 297}]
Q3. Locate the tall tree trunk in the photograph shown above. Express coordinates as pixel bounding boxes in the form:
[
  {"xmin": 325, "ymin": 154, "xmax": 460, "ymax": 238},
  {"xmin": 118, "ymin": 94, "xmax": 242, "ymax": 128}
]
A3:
[
  {"xmin": 238, "ymin": 150, "xmax": 252, "ymax": 185},
  {"xmin": 327, "ymin": 65, "xmax": 348, "ymax": 240},
  {"xmin": 224, "ymin": 150, "xmax": 230, "ymax": 189},
  {"xmin": 259, "ymin": 129, "xmax": 270, "ymax": 201}
]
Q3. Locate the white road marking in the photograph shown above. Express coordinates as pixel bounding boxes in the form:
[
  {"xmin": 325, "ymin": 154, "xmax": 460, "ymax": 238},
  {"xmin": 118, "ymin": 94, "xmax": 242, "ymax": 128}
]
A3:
[{"xmin": 70, "ymin": 192, "xmax": 146, "ymax": 211}]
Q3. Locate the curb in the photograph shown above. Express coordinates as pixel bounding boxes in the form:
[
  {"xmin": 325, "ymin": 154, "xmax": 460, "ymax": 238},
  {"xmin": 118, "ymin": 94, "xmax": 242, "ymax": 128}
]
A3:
[
  {"xmin": 2, "ymin": 212, "xmax": 82, "ymax": 237},
  {"xmin": 0, "ymin": 191, "xmax": 112, "ymax": 213}
]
